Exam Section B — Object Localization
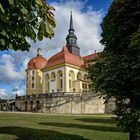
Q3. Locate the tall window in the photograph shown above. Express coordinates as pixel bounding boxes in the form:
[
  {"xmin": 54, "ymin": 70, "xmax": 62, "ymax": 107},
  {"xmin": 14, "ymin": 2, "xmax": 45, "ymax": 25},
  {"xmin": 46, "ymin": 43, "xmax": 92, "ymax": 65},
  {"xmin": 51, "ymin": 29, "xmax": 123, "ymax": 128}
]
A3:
[
  {"xmin": 45, "ymin": 74, "xmax": 49, "ymax": 92},
  {"xmin": 69, "ymin": 79, "xmax": 71, "ymax": 88},
  {"xmin": 32, "ymin": 70, "xmax": 35, "ymax": 75},
  {"xmin": 57, "ymin": 71, "xmax": 63, "ymax": 91},
  {"xmin": 84, "ymin": 74, "xmax": 88, "ymax": 81},
  {"xmin": 69, "ymin": 73, "xmax": 72, "ymax": 88},
  {"xmin": 31, "ymin": 70, "xmax": 35, "ymax": 89},
  {"xmin": 77, "ymin": 72, "xmax": 82, "ymax": 80},
  {"xmin": 69, "ymin": 70, "xmax": 75, "ymax": 91},
  {"xmin": 82, "ymin": 83, "xmax": 88, "ymax": 92},
  {"xmin": 32, "ymin": 70, "xmax": 35, "ymax": 81},
  {"xmin": 51, "ymin": 72, "xmax": 55, "ymax": 81},
  {"xmin": 25, "ymin": 101, "xmax": 28, "ymax": 111},
  {"xmin": 30, "ymin": 101, "xmax": 33, "ymax": 111},
  {"xmin": 32, "ymin": 83, "xmax": 34, "ymax": 88},
  {"xmin": 32, "ymin": 77, "xmax": 34, "ymax": 81},
  {"xmin": 60, "ymin": 79, "xmax": 63, "ymax": 89}
]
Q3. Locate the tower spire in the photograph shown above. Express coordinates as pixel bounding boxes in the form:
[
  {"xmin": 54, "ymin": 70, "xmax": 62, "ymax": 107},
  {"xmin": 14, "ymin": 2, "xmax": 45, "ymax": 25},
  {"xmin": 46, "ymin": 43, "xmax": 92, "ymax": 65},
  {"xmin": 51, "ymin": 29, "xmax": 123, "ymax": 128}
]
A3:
[
  {"xmin": 69, "ymin": 11, "xmax": 74, "ymax": 31},
  {"xmin": 66, "ymin": 11, "xmax": 80, "ymax": 56}
]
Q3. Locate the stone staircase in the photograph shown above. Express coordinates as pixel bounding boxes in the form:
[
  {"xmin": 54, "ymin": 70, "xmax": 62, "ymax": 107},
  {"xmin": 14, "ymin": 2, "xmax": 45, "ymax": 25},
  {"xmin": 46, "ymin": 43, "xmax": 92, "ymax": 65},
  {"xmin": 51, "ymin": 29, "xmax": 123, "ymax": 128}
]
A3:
[{"xmin": 2, "ymin": 100, "xmax": 21, "ymax": 112}]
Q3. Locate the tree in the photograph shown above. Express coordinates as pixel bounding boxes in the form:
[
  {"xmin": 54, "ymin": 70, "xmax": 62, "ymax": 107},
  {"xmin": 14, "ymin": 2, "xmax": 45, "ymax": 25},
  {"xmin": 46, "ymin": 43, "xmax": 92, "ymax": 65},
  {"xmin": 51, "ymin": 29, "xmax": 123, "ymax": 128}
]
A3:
[
  {"xmin": 0, "ymin": 0, "xmax": 55, "ymax": 51},
  {"xmin": 87, "ymin": 0, "xmax": 140, "ymax": 139}
]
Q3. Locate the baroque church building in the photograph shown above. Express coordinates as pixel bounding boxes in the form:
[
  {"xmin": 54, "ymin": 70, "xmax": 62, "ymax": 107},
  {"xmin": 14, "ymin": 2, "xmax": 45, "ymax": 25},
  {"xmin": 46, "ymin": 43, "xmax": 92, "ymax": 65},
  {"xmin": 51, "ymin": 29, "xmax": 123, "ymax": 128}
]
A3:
[
  {"xmin": 26, "ymin": 13, "xmax": 98, "ymax": 95},
  {"xmin": 10, "ymin": 13, "xmax": 114, "ymax": 114}
]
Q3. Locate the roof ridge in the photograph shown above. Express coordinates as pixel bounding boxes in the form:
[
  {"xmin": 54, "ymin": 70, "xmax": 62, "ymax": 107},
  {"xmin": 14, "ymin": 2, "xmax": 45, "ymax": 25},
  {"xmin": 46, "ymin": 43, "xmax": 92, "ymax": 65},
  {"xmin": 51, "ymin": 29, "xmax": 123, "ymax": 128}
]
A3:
[{"xmin": 83, "ymin": 52, "xmax": 96, "ymax": 58}]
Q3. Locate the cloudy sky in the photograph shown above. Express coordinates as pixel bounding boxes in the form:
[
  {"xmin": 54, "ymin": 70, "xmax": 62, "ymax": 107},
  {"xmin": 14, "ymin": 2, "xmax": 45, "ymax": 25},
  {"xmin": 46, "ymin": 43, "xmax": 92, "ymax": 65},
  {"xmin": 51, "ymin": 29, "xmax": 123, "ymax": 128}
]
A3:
[{"xmin": 0, "ymin": 0, "xmax": 112, "ymax": 98}]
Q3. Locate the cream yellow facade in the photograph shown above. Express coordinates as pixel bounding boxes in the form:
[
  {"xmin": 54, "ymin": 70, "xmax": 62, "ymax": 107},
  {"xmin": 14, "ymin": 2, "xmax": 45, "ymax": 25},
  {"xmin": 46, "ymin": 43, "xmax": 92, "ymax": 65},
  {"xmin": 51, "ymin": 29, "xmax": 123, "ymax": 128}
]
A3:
[
  {"xmin": 26, "ymin": 69, "xmax": 43, "ymax": 95},
  {"xmin": 43, "ymin": 63, "xmax": 89, "ymax": 93},
  {"xmin": 26, "ymin": 61, "xmax": 90, "ymax": 95},
  {"xmin": 42, "ymin": 63, "xmax": 90, "ymax": 93}
]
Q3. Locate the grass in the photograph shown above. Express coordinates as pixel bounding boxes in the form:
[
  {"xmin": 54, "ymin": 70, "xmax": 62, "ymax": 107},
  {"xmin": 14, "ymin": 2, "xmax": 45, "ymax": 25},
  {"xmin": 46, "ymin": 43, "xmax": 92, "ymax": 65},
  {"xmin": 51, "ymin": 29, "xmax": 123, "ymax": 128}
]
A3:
[{"xmin": 0, "ymin": 112, "xmax": 128, "ymax": 140}]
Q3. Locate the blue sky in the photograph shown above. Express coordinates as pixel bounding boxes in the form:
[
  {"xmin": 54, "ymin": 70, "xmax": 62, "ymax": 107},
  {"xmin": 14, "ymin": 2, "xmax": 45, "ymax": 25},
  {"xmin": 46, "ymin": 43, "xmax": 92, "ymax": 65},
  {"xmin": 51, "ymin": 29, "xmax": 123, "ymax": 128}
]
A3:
[
  {"xmin": 0, "ymin": 0, "xmax": 113, "ymax": 98},
  {"xmin": 47, "ymin": 0, "xmax": 112, "ymax": 12}
]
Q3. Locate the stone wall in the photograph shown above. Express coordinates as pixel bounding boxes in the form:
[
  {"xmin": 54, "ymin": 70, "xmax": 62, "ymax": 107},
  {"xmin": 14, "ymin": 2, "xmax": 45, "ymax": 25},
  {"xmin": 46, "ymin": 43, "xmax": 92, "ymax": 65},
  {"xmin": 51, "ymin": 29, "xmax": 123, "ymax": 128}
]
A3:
[{"xmin": 15, "ymin": 92, "xmax": 106, "ymax": 114}]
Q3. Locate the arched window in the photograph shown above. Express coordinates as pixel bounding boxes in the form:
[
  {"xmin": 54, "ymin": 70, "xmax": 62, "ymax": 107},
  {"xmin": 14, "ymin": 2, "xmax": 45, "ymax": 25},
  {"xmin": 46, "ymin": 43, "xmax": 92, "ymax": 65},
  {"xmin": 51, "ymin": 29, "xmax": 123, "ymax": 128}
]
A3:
[
  {"xmin": 77, "ymin": 72, "xmax": 82, "ymax": 80},
  {"xmin": 84, "ymin": 74, "xmax": 88, "ymax": 81},
  {"xmin": 30, "ymin": 101, "xmax": 33, "ymax": 111},
  {"xmin": 25, "ymin": 101, "xmax": 28, "ymax": 111},
  {"xmin": 69, "ymin": 70, "xmax": 75, "ymax": 91},
  {"xmin": 45, "ymin": 73, "xmax": 49, "ymax": 92},
  {"xmin": 57, "ymin": 70, "xmax": 63, "ymax": 91},
  {"xmin": 37, "ymin": 100, "xmax": 40, "ymax": 108},
  {"xmin": 51, "ymin": 72, "xmax": 56, "ymax": 81},
  {"xmin": 0, "ymin": 104, "xmax": 2, "ymax": 111}
]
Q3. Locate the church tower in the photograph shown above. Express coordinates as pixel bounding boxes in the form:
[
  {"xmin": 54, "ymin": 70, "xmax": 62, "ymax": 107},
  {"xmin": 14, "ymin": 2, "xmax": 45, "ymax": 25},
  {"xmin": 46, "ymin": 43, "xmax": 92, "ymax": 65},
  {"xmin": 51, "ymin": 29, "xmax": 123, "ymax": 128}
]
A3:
[
  {"xmin": 66, "ymin": 12, "xmax": 80, "ymax": 56},
  {"xmin": 26, "ymin": 49, "xmax": 47, "ymax": 95}
]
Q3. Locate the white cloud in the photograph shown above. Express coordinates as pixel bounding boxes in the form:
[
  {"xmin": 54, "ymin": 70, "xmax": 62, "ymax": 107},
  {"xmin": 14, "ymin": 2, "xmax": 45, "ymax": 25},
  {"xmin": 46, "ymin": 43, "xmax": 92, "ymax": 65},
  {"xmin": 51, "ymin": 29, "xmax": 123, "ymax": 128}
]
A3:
[
  {"xmin": 12, "ymin": 88, "xmax": 25, "ymax": 96},
  {"xmin": 0, "ymin": 88, "xmax": 17, "ymax": 99},
  {"xmin": 0, "ymin": 89, "xmax": 7, "ymax": 96},
  {"xmin": 0, "ymin": 54, "xmax": 25, "ymax": 83},
  {"xmin": 0, "ymin": 0, "xmax": 104, "ymax": 96}
]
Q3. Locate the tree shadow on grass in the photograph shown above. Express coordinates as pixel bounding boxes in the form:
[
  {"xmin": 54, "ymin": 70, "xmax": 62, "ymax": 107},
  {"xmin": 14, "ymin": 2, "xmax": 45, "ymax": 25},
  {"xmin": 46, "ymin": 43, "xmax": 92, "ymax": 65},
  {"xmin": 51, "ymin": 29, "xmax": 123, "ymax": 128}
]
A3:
[
  {"xmin": 39, "ymin": 122, "xmax": 122, "ymax": 132},
  {"xmin": 75, "ymin": 117, "xmax": 116, "ymax": 124},
  {"xmin": 0, "ymin": 126, "xmax": 88, "ymax": 140}
]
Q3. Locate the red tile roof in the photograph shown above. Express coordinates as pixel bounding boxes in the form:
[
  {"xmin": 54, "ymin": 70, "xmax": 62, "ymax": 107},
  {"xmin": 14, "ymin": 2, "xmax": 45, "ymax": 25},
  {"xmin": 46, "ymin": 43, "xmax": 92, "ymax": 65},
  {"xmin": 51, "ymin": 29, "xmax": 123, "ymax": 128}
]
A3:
[
  {"xmin": 83, "ymin": 52, "xmax": 98, "ymax": 65},
  {"xmin": 46, "ymin": 47, "xmax": 84, "ymax": 68},
  {"xmin": 27, "ymin": 56, "xmax": 47, "ymax": 70},
  {"xmin": 27, "ymin": 48, "xmax": 99, "ymax": 70}
]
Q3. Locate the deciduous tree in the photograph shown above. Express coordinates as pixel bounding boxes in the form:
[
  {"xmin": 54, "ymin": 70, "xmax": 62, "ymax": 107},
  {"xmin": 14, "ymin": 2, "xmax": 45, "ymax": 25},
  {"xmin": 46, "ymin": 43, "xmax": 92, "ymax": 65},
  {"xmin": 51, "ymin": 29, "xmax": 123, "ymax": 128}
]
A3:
[
  {"xmin": 87, "ymin": 0, "xmax": 140, "ymax": 139},
  {"xmin": 0, "ymin": 0, "xmax": 55, "ymax": 51}
]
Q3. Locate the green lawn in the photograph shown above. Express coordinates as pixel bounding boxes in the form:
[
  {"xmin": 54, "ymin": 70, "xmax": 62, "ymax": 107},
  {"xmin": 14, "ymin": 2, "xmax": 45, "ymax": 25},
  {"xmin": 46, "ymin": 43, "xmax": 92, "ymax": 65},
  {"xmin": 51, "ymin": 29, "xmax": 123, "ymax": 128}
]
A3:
[{"xmin": 0, "ymin": 112, "xmax": 128, "ymax": 140}]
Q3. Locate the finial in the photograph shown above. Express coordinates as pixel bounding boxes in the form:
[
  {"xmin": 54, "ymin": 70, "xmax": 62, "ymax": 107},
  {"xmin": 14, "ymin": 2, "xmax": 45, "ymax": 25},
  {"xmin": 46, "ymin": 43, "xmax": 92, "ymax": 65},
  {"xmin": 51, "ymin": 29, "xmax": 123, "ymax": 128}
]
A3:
[{"xmin": 37, "ymin": 48, "xmax": 42, "ymax": 56}]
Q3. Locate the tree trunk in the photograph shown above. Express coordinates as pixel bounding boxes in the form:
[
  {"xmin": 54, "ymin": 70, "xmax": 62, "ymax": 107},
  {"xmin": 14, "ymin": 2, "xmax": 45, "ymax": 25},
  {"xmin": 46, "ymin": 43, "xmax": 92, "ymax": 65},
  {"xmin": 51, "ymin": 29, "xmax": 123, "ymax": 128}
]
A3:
[
  {"xmin": 129, "ymin": 96, "xmax": 140, "ymax": 140},
  {"xmin": 130, "ymin": 132, "xmax": 140, "ymax": 140}
]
